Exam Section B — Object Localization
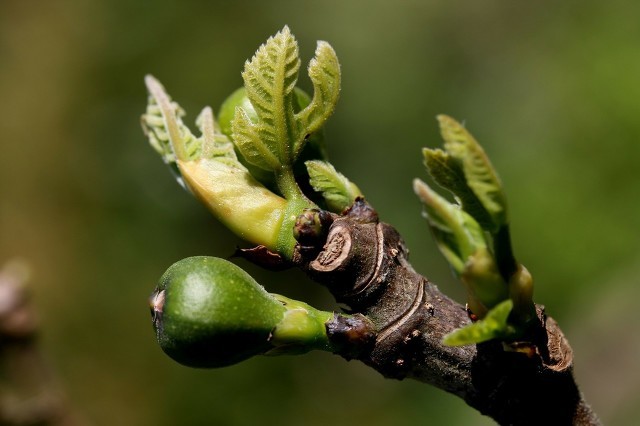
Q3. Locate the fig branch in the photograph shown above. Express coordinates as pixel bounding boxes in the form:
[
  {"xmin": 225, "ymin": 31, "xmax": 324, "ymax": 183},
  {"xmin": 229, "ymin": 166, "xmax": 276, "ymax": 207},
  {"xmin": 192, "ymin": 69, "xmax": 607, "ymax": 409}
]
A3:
[{"xmin": 141, "ymin": 27, "xmax": 600, "ymax": 425}]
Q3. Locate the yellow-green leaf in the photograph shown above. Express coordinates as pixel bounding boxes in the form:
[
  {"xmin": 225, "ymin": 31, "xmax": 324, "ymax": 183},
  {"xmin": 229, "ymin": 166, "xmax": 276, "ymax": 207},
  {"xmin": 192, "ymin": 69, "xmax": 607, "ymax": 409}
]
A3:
[
  {"xmin": 240, "ymin": 26, "xmax": 300, "ymax": 167},
  {"xmin": 142, "ymin": 75, "xmax": 201, "ymax": 164},
  {"xmin": 413, "ymin": 179, "xmax": 486, "ymax": 275},
  {"xmin": 435, "ymin": 115, "xmax": 508, "ymax": 233},
  {"xmin": 305, "ymin": 160, "xmax": 361, "ymax": 213},
  {"xmin": 423, "ymin": 147, "xmax": 494, "ymax": 231},
  {"xmin": 294, "ymin": 41, "xmax": 340, "ymax": 159},
  {"xmin": 231, "ymin": 106, "xmax": 280, "ymax": 171},
  {"xmin": 442, "ymin": 299, "xmax": 514, "ymax": 346},
  {"xmin": 194, "ymin": 107, "xmax": 242, "ymax": 168}
]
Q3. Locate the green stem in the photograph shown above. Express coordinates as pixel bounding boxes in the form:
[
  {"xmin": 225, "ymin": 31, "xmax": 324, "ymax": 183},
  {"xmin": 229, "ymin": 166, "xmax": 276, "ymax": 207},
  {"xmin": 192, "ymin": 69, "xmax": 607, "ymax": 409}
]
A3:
[
  {"xmin": 493, "ymin": 224, "xmax": 517, "ymax": 281},
  {"xmin": 275, "ymin": 165, "xmax": 304, "ymax": 200},
  {"xmin": 269, "ymin": 295, "xmax": 335, "ymax": 354},
  {"xmin": 274, "ymin": 165, "xmax": 317, "ymax": 259}
]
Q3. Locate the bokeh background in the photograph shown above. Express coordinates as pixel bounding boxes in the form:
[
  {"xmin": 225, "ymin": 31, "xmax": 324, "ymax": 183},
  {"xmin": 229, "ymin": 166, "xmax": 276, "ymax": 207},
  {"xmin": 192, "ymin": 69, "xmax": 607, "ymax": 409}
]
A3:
[{"xmin": 2, "ymin": 0, "xmax": 640, "ymax": 424}]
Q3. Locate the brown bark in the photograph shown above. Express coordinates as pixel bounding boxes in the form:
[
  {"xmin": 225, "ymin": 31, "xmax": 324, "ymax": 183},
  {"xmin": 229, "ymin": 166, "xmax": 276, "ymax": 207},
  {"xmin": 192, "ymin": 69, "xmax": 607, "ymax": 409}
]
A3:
[{"xmin": 292, "ymin": 199, "xmax": 601, "ymax": 426}]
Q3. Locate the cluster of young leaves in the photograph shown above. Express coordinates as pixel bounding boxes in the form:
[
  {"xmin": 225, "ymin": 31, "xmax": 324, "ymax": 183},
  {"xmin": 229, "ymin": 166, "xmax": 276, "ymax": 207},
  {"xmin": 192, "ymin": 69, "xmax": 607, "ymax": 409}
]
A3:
[
  {"xmin": 141, "ymin": 26, "xmax": 362, "ymax": 259},
  {"xmin": 232, "ymin": 27, "xmax": 338, "ymax": 175},
  {"xmin": 414, "ymin": 116, "xmax": 535, "ymax": 346}
]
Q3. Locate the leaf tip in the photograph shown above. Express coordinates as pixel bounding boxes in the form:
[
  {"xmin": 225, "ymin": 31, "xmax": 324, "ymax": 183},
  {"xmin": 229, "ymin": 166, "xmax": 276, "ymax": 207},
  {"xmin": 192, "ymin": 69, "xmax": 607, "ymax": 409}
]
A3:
[
  {"xmin": 436, "ymin": 114, "xmax": 464, "ymax": 133},
  {"xmin": 413, "ymin": 178, "xmax": 433, "ymax": 201},
  {"xmin": 196, "ymin": 106, "xmax": 215, "ymax": 145},
  {"xmin": 144, "ymin": 74, "xmax": 167, "ymax": 102},
  {"xmin": 274, "ymin": 25, "xmax": 296, "ymax": 45},
  {"xmin": 314, "ymin": 40, "xmax": 335, "ymax": 56},
  {"xmin": 436, "ymin": 113, "xmax": 453, "ymax": 124},
  {"xmin": 144, "ymin": 74, "xmax": 159, "ymax": 90}
]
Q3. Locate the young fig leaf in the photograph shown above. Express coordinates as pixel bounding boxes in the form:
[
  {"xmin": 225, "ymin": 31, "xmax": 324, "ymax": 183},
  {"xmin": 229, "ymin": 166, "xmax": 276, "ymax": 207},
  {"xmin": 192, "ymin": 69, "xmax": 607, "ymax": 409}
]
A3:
[
  {"xmin": 413, "ymin": 179, "xmax": 486, "ymax": 275},
  {"xmin": 232, "ymin": 106, "xmax": 281, "ymax": 171},
  {"xmin": 423, "ymin": 148, "xmax": 494, "ymax": 231},
  {"xmin": 432, "ymin": 115, "xmax": 508, "ymax": 233},
  {"xmin": 142, "ymin": 75, "xmax": 202, "ymax": 185},
  {"xmin": 218, "ymin": 86, "xmax": 328, "ymax": 191},
  {"xmin": 233, "ymin": 26, "xmax": 301, "ymax": 170},
  {"xmin": 230, "ymin": 26, "xmax": 340, "ymax": 175},
  {"xmin": 442, "ymin": 299, "xmax": 515, "ymax": 347},
  {"xmin": 294, "ymin": 41, "xmax": 341, "ymax": 159},
  {"xmin": 305, "ymin": 160, "xmax": 362, "ymax": 213}
]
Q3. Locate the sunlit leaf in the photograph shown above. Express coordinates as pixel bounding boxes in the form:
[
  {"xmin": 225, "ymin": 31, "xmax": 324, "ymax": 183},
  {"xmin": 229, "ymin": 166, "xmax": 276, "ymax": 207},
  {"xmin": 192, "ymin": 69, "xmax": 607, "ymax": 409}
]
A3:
[
  {"xmin": 143, "ymin": 76, "xmax": 245, "ymax": 173},
  {"xmin": 238, "ymin": 26, "xmax": 300, "ymax": 168},
  {"xmin": 229, "ymin": 27, "xmax": 341, "ymax": 176},
  {"xmin": 423, "ymin": 147, "xmax": 494, "ymax": 231},
  {"xmin": 413, "ymin": 179, "xmax": 486, "ymax": 274},
  {"xmin": 442, "ymin": 299, "xmax": 514, "ymax": 346},
  {"xmin": 232, "ymin": 106, "xmax": 280, "ymax": 171},
  {"xmin": 195, "ymin": 107, "xmax": 243, "ymax": 168},
  {"xmin": 142, "ymin": 76, "xmax": 290, "ymax": 251},
  {"xmin": 294, "ymin": 41, "xmax": 340, "ymax": 159},
  {"xmin": 305, "ymin": 160, "xmax": 361, "ymax": 213},
  {"xmin": 434, "ymin": 115, "xmax": 508, "ymax": 233},
  {"xmin": 142, "ymin": 75, "xmax": 201, "ymax": 164}
]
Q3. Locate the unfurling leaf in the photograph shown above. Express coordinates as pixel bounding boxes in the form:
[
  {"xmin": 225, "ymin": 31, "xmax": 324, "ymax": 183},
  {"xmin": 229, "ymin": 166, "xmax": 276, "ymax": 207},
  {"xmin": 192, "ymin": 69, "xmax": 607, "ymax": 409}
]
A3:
[
  {"xmin": 432, "ymin": 115, "xmax": 508, "ymax": 233},
  {"xmin": 423, "ymin": 148, "xmax": 494, "ymax": 231},
  {"xmin": 143, "ymin": 75, "xmax": 243, "ymax": 169},
  {"xmin": 230, "ymin": 26, "xmax": 340, "ymax": 174},
  {"xmin": 461, "ymin": 247, "xmax": 509, "ymax": 318},
  {"xmin": 142, "ymin": 76, "xmax": 201, "ymax": 168},
  {"xmin": 194, "ymin": 107, "xmax": 239, "ymax": 166},
  {"xmin": 294, "ymin": 41, "xmax": 340, "ymax": 159},
  {"xmin": 306, "ymin": 160, "xmax": 361, "ymax": 213},
  {"xmin": 143, "ymin": 75, "xmax": 247, "ymax": 189},
  {"xmin": 417, "ymin": 117, "xmax": 533, "ymax": 324},
  {"xmin": 232, "ymin": 106, "xmax": 281, "ymax": 171},
  {"xmin": 413, "ymin": 179, "xmax": 485, "ymax": 274},
  {"xmin": 234, "ymin": 26, "xmax": 301, "ymax": 170},
  {"xmin": 442, "ymin": 299, "xmax": 515, "ymax": 346}
]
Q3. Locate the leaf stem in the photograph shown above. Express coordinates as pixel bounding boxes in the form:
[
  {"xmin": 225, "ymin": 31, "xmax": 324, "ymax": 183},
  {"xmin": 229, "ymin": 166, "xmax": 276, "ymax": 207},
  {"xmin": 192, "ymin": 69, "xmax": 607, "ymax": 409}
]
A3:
[
  {"xmin": 274, "ymin": 166, "xmax": 317, "ymax": 259},
  {"xmin": 493, "ymin": 224, "xmax": 517, "ymax": 281},
  {"xmin": 275, "ymin": 165, "xmax": 304, "ymax": 200}
]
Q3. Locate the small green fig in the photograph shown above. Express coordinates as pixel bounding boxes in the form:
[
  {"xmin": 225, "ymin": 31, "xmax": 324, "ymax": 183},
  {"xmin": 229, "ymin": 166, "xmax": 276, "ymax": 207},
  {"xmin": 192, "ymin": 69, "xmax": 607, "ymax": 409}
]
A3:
[
  {"xmin": 150, "ymin": 256, "xmax": 343, "ymax": 368},
  {"xmin": 150, "ymin": 256, "xmax": 286, "ymax": 368}
]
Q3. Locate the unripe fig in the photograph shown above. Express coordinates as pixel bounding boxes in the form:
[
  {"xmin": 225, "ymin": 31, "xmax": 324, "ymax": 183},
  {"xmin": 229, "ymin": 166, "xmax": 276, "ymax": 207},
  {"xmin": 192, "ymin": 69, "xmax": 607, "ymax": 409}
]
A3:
[{"xmin": 150, "ymin": 256, "xmax": 286, "ymax": 368}]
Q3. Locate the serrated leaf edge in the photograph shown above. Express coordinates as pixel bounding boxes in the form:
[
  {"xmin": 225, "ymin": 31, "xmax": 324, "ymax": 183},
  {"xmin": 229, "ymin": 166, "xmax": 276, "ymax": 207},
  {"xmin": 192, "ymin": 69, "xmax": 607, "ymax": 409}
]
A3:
[
  {"xmin": 231, "ymin": 106, "xmax": 280, "ymax": 171},
  {"xmin": 240, "ymin": 26, "xmax": 301, "ymax": 166},
  {"xmin": 436, "ymin": 115, "xmax": 508, "ymax": 231},
  {"xmin": 294, "ymin": 41, "xmax": 341, "ymax": 159},
  {"xmin": 306, "ymin": 160, "xmax": 361, "ymax": 212}
]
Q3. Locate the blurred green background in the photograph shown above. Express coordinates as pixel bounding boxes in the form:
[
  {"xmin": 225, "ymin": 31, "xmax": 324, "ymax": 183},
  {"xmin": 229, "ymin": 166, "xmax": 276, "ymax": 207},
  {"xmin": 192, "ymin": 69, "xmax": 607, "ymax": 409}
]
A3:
[{"xmin": 2, "ymin": 0, "xmax": 639, "ymax": 424}]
